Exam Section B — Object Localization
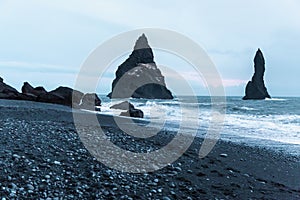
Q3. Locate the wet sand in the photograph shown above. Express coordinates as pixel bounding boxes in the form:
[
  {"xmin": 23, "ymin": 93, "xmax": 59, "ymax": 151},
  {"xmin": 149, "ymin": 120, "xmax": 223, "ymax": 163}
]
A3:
[{"xmin": 0, "ymin": 99, "xmax": 299, "ymax": 199}]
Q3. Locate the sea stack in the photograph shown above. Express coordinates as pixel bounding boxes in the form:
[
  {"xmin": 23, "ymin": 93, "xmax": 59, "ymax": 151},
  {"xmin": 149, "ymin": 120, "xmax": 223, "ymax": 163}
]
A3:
[
  {"xmin": 243, "ymin": 49, "xmax": 271, "ymax": 100},
  {"xmin": 107, "ymin": 34, "xmax": 173, "ymax": 99}
]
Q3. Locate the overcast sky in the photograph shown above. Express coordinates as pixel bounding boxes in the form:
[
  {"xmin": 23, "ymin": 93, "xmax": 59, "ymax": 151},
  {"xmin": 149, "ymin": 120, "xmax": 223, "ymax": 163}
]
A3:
[{"xmin": 0, "ymin": 0, "xmax": 299, "ymax": 96}]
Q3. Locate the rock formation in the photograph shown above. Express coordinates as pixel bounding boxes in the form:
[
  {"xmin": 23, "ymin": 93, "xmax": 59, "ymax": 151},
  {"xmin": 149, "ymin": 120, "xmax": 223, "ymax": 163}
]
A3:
[
  {"xmin": 107, "ymin": 34, "xmax": 173, "ymax": 99},
  {"xmin": 0, "ymin": 78, "xmax": 101, "ymax": 110},
  {"xmin": 37, "ymin": 86, "xmax": 84, "ymax": 107},
  {"xmin": 243, "ymin": 49, "xmax": 271, "ymax": 100},
  {"xmin": 110, "ymin": 101, "xmax": 134, "ymax": 110},
  {"xmin": 0, "ymin": 78, "xmax": 33, "ymax": 101},
  {"xmin": 0, "ymin": 78, "xmax": 20, "ymax": 99},
  {"xmin": 120, "ymin": 107, "xmax": 144, "ymax": 118},
  {"xmin": 22, "ymin": 82, "xmax": 47, "ymax": 98},
  {"xmin": 111, "ymin": 101, "xmax": 144, "ymax": 118},
  {"xmin": 80, "ymin": 93, "xmax": 101, "ymax": 111}
]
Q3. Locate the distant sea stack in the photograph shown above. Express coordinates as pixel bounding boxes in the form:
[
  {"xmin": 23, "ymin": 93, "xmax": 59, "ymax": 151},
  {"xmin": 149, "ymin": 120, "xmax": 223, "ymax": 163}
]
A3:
[
  {"xmin": 243, "ymin": 49, "xmax": 271, "ymax": 100},
  {"xmin": 107, "ymin": 34, "xmax": 173, "ymax": 99}
]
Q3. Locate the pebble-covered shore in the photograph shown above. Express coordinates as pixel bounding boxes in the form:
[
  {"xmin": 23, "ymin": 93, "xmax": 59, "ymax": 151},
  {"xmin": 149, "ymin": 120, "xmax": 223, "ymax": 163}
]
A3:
[{"xmin": 0, "ymin": 100, "xmax": 299, "ymax": 199}]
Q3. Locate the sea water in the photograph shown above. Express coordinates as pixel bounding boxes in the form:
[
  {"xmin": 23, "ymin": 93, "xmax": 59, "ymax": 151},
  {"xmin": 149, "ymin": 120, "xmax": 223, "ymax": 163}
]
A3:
[
  {"xmin": 1, "ymin": 96, "xmax": 298, "ymax": 156},
  {"xmin": 100, "ymin": 96, "xmax": 300, "ymax": 156}
]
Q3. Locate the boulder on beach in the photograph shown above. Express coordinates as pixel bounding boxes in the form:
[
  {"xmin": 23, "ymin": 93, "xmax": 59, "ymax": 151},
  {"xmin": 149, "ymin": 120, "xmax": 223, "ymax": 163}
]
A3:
[
  {"xmin": 0, "ymin": 77, "xmax": 33, "ymax": 100},
  {"xmin": 1, "ymin": 78, "xmax": 101, "ymax": 111},
  {"xmin": 108, "ymin": 34, "xmax": 173, "ymax": 99},
  {"xmin": 111, "ymin": 101, "xmax": 144, "ymax": 118},
  {"xmin": 22, "ymin": 82, "xmax": 47, "ymax": 98},
  {"xmin": 50, "ymin": 86, "xmax": 84, "ymax": 106},
  {"xmin": 120, "ymin": 107, "xmax": 144, "ymax": 118},
  {"xmin": 0, "ymin": 77, "xmax": 19, "ymax": 99},
  {"xmin": 37, "ymin": 86, "xmax": 84, "ymax": 107},
  {"xmin": 110, "ymin": 101, "xmax": 134, "ymax": 110},
  {"xmin": 243, "ymin": 49, "xmax": 271, "ymax": 100},
  {"xmin": 80, "ymin": 93, "xmax": 101, "ymax": 111}
]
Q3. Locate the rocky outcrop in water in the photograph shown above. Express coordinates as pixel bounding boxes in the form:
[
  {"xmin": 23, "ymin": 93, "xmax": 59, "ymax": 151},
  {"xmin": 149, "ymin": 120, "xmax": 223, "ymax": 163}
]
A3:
[
  {"xmin": 110, "ymin": 101, "xmax": 134, "ymax": 110},
  {"xmin": 108, "ymin": 34, "xmax": 173, "ymax": 99},
  {"xmin": 80, "ymin": 93, "xmax": 101, "ymax": 111},
  {"xmin": 111, "ymin": 101, "xmax": 144, "ymax": 118},
  {"xmin": 243, "ymin": 49, "xmax": 271, "ymax": 100},
  {"xmin": 120, "ymin": 106, "xmax": 144, "ymax": 118},
  {"xmin": 0, "ymin": 78, "xmax": 101, "ymax": 110}
]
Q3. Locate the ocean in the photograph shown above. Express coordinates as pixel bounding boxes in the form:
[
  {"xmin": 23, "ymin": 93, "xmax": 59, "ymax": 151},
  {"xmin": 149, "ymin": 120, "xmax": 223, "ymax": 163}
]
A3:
[
  {"xmin": 1, "ymin": 96, "xmax": 299, "ymax": 156},
  {"xmin": 100, "ymin": 96, "xmax": 300, "ymax": 156}
]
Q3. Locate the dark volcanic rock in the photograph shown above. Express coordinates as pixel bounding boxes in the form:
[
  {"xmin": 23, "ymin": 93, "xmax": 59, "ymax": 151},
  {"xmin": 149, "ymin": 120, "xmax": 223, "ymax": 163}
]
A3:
[
  {"xmin": 0, "ymin": 77, "xmax": 19, "ymax": 99},
  {"xmin": 37, "ymin": 86, "xmax": 84, "ymax": 107},
  {"xmin": 51, "ymin": 86, "xmax": 84, "ymax": 106},
  {"xmin": 0, "ymin": 77, "xmax": 101, "ymax": 110},
  {"xmin": 80, "ymin": 93, "xmax": 101, "ymax": 111},
  {"xmin": 120, "ymin": 107, "xmax": 144, "ymax": 118},
  {"xmin": 110, "ymin": 100, "xmax": 144, "ymax": 118},
  {"xmin": 243, "ymin": 49, "xmax": 271, "ymax": 100},
  {"xmin": 113, "ymin": 101, "xmax": 144, "ymax": 118},
  {"xmin": 0, "ymin": 77, "xmax": 30, "ymax": 100},
  {"xmin": 37, "ymin": 92, "xmax": 65, "ymax": 105},
  {"xmin": 22, "ymin": 82, "xmax": 47, "ymax": 98},
  {"xmin": 110, "ymin": 101, "xmax": 134, "ymax": 110},
  {"xmin": 107, "ymin": 34, "xmax": 173, "ymax": 99}
]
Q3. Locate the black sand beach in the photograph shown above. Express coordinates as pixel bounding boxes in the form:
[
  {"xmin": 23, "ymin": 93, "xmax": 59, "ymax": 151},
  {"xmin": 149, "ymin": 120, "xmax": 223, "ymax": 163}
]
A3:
[{"xmin": 0, "ymin": 99, "xmax": 299, "ymax": 199}]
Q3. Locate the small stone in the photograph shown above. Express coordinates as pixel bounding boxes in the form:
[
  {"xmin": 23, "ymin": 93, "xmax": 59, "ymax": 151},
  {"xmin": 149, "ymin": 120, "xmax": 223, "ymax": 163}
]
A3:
[
  {"xmin": 163, "ymin": 197, "xmax": 171, "ymax": 200},
  {"xmin": 220, "ymin": 153, "xmax": 228, "ymax": 158},
  {"xmin": 11, "ymin": 183, "xmax": 17, "ymax": 189},
  {"xmin": 170, "ymin": 182, "xmax": 176, "ymax": 188},
  {"xmin": 124, "ymin": 185, "xmax": 130, "ymax": 189},
  {"xmin": 54, "ymin": 161, "xmax": 61, "ymax": 165},
  {"xmin": 174, "ymin": 167, "xmax": 182, "ymax": 172},
  {"xmin": 27, "ymin": 184, "xmax": 34, "ymax": 190},
  {"xmin": 12, "ymin": 154, "xmax": 20, "ymax": 159},
  {"xmin": 9, "ymin": 191, "xmax": 16, "ymax": 197},
  {"xmin": 45, "ymin": 175, "xmax": 51, "ymax": 179},
  {"xmin": 153, "ymin": 178, "xmax": 159, "ymax": 183}
]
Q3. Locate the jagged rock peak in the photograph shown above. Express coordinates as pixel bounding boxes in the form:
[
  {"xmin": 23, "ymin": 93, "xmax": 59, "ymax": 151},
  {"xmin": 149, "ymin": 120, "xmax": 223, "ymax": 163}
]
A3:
[
  {"xmin": 107, "ymin": 34, "xmax": 173, "ymax": 99},
  {"xmin": 134, "ymin": 33, "xmax": 151, "ymax": 50},
  {"xmin": 128, "ymin": 33, "xmax": 154, "ymax": 64},
  {"xmin": 254, "ymin": 48, "xmax": 265, "ymax": 65},
  {"xmin": 243, "ymin": 48, "xmax": 271, "ymax": 100}
]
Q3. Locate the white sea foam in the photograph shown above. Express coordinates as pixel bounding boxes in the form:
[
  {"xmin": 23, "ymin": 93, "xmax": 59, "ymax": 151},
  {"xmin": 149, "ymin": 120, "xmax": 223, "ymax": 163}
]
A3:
[
  {"xmin": 265, "ymin": 98, "xmax": 287, "ymax": 101},
  {"xmin": 99, "ymin": 96, "xmax": 300, "ymax": 152}
]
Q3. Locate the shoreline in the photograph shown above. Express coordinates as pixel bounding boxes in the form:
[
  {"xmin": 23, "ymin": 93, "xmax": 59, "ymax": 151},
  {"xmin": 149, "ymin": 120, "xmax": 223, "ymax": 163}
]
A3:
[{"xmin": 0, "ymin": 99, "xmax": 299, "ymax": 199}]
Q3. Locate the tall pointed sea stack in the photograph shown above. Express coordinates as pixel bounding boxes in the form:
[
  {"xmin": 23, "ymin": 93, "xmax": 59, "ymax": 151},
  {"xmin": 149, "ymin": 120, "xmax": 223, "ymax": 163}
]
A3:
[
  {"xmin": 243, "ymin": 49, "xmax": 271, "ymax": 100},
  {"xmin": 107, "ymin": 34, "xmax": 173, "ymax": 99}
]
